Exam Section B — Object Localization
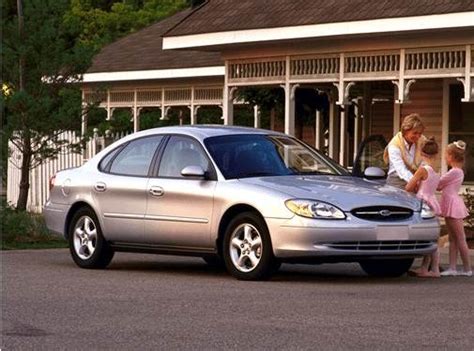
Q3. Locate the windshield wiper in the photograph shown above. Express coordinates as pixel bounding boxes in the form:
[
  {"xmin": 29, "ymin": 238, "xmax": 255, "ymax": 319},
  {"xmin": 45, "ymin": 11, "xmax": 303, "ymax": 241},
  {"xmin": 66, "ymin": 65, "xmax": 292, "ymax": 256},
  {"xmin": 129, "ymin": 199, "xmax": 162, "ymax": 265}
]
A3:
[
  {"xmin": 238, "ymin": 171, "xmax": 279, "ymax": 178},
  {"xmin": 294, "ymin": 170, "xmax": 328, "ymax": 175}
]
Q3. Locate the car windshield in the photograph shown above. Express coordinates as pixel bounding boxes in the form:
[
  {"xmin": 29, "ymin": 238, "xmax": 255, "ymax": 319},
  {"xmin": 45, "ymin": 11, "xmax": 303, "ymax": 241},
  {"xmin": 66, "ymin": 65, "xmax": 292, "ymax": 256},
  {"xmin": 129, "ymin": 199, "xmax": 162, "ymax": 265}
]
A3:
[{"xmin": 204, "ymin": 134, "xmax": 349, "ymax": 179}]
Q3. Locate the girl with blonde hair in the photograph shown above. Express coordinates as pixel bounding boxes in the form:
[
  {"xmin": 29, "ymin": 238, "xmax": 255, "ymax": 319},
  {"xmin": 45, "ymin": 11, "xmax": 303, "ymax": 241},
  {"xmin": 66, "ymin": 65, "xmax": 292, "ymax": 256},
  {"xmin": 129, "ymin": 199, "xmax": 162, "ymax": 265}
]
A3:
[
  {"xmin": 405, "ymin": 137, "xmax": 441, "ymax": 277},
  {"xmin": 438, "ymin": 141, "xmax": 472, "ymax": 277}
]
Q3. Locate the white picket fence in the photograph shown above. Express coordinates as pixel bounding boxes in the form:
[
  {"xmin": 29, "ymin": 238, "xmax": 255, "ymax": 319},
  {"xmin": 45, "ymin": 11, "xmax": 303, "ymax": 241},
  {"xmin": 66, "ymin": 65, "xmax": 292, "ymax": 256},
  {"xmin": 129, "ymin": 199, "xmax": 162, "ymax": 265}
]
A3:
[{"xmin": 7, "ymin": 130, "xmax": 130, "ymax": 213}]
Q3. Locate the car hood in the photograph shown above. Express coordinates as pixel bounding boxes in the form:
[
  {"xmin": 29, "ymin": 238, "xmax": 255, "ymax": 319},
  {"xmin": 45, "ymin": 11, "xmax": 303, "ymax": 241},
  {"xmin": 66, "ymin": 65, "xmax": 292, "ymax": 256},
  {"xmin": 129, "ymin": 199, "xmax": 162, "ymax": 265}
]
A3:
[{"xmin": 239, "ymin": 175, "xmax": 421, "ymax": 211}]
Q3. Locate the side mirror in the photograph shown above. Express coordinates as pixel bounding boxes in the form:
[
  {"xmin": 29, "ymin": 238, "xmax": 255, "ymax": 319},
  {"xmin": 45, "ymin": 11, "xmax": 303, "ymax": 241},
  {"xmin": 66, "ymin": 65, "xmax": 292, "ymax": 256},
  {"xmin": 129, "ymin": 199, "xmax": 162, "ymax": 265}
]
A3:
[
  {"xmin": 364, "ymin": 166, "xmax": 386, "ymax": 179},
  {"xmin": 181, "ymin": 165, "xmax": 206, "ymax": 178}
]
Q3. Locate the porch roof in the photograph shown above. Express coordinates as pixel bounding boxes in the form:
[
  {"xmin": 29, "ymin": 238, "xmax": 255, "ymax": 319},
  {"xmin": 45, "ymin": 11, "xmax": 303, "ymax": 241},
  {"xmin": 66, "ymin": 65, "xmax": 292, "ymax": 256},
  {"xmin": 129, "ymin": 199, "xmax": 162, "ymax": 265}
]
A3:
[
  {"xmin": 166, "ymin": 0, "xmax": 474, "ymax": 36},
  {"xmin": 163, "ymin": 0, "xmax": 474, "ymax": 49},
  {"xmin": 86, "ymin": 8, "xmax": 223, "ymax": 78}
]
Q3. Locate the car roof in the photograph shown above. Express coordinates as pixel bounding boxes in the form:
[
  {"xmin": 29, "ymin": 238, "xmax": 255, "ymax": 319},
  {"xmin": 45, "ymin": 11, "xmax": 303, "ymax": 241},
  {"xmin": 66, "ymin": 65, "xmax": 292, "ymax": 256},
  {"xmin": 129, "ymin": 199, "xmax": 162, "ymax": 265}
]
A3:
[{"xmin": 129, "ymin": 125, "xmax": 286, "ymax": 141}]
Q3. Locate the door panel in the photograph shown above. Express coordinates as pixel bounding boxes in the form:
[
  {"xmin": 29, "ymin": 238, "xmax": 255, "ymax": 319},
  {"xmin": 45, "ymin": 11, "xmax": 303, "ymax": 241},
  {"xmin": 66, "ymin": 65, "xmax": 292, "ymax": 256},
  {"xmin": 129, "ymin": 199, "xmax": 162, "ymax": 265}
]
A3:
[
  {"xmin": 144, "ymin": 135, "xmax": 216, "ymax": 248},
  {"xmin": 93, "ymin": 174, "xmax": 148, "ymax": 242},
  {"xmin": 144, "ymin": 178, "xmax": 216, "ymax": 248},
  {"xmin": 93, "ymin": 135, "xmax": 164, "ymax": 242}
]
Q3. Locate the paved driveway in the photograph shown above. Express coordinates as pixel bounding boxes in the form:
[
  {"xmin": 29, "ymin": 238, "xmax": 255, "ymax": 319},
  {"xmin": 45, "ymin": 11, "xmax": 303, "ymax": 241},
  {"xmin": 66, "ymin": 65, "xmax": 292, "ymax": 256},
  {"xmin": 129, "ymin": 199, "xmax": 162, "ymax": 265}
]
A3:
[{"xmin": 2, "ymin": 249, "xmax": 473, "ymax": 350}]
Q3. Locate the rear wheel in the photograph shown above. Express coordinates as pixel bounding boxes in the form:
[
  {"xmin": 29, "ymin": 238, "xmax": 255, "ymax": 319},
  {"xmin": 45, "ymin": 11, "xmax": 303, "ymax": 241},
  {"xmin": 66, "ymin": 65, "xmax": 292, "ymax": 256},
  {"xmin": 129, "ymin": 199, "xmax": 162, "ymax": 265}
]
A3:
[
  {"xmin": 359, "ymin": 258, "xmax": 414, "ymax": 277},
  {"xmin": 69, "ymin": 207, "xmax": 114, "ymax": 269},
  {"xmin": 223, "ymin": 212, "xmax": 275, "ymax": 280}
]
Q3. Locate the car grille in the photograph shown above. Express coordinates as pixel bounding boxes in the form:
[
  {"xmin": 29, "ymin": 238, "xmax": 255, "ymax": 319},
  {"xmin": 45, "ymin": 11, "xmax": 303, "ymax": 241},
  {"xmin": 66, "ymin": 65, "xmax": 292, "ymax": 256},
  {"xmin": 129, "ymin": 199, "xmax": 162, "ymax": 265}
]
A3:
[
  {"xmin": 322, "ymin": 240, "xmax": 434, "ymax": 251},
  {"xmin": 351, "ymin": 206, "xmax": 413, "ymax": 221}
]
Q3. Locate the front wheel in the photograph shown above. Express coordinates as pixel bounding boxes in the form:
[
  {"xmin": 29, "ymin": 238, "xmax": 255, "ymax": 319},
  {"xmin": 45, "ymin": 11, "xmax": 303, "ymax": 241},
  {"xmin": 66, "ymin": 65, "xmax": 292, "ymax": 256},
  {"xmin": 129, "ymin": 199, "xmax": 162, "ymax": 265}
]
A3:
[
  {"xmin": 359, "ymin": 258, "xmax": 414, "ymax": 277},
  {"xmin": 69, "ymin": 207, "xmax": 114, "ymax": 269},
  {"xmin": 223, "ymin": 212, "xmax": 275, "ymax": 280}
]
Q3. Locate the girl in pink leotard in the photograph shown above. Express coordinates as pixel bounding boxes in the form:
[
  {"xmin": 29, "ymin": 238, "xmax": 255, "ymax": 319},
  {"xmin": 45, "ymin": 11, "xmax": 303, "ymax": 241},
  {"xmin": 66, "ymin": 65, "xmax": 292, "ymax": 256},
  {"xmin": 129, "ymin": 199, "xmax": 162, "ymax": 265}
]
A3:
[
  {"xmin": 438, "ymin": 141, "xmax": 472, "ymax": 277},
  {"xmin": 406, "ymin": 137, "xmax": 441, "ymax": 277}
]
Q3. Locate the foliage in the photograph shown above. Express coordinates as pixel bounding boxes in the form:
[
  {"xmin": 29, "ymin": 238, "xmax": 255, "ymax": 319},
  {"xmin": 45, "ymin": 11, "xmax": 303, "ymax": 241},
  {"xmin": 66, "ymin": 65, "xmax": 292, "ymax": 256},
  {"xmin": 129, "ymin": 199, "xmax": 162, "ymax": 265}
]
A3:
[
  {"xmin": 1, "ymin": 199, "xmax": 67, "ymax": 250},
  {"xmin": 237, "ymin": 87, "xmax": 284, "ymax": 112},
  {"xmin": 463, "ymin": 188, "xmax": 474, "ymax": 229},
  {"xmin": 64, "ymin": 0, "xmax": 188, "ymax": 52},
  {"xmin": 2, "ymin": 0, "xmax": 95, "ymax": 209},
  {"xmin": 2, "ymin": 0, "xmax": 189, "ymax": 209}
]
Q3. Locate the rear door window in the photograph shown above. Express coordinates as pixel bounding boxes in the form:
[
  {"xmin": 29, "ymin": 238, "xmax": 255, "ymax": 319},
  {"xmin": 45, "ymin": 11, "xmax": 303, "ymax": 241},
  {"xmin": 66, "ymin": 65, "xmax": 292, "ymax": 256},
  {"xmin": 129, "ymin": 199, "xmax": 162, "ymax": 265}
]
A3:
[{"xmin": 108, "ymin": 136, "xmax": 163, "ymax": 177}]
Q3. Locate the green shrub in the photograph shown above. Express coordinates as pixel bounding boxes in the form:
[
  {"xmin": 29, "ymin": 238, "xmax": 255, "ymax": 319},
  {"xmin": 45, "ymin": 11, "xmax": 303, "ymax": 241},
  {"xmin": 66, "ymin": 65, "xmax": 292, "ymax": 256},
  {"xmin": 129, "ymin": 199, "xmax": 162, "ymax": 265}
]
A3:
[{"xmin": 1, "ymin": 199, "xmax": 66, "ymax": 249}]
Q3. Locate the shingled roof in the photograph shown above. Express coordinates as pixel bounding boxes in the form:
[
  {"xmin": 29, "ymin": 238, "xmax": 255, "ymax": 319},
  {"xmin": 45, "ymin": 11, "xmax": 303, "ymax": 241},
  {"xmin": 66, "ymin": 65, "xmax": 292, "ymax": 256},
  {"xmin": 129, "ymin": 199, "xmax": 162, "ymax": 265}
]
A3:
[
  {"xmin": 87, "ymin": 8, "xmax": 223, "ymax": 74},
  {"xmin": 165, "ymin": 0, "xmax": 474, "ymax": 37}
]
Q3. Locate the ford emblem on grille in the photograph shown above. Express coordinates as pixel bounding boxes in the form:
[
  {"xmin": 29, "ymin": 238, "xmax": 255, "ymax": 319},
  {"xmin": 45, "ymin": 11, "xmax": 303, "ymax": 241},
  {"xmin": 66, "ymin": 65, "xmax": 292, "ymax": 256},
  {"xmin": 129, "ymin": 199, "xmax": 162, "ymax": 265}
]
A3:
[{"xmin": 379, "ymin": 209, "xmax": 392, "ymax": 217}]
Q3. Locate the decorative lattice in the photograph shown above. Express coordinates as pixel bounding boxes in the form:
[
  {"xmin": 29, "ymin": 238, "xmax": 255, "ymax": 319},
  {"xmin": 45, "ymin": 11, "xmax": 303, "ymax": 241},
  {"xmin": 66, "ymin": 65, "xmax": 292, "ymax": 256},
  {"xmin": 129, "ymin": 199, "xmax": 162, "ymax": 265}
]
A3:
[
  {"xmin": 164, "ymin": 88, "xmax": 192, "ymax": 103},
  {"xmin": 291, "ymin": 56, "xmax": 339, "ymax": 77},
  {"xmin": 194, "ymin": 88, "xmax": 223, "ymax": 102},
  {"xmin": 229, "ymin": 60, "xmax": 286, "ymax": 80},
  {"xmin": 137, "ymin": 90, "xmax": 162, "ymax": 104},
  {"xmin": 345, "ymin": 54, "xmax": 399, "ymax": 73},
  {"xmin": 405, "ymin": 49, "xmax": 466, "ymax": 71},
  {"xmin": 110, "ymin": 91, "xmax": 134, "ymax": 104}
]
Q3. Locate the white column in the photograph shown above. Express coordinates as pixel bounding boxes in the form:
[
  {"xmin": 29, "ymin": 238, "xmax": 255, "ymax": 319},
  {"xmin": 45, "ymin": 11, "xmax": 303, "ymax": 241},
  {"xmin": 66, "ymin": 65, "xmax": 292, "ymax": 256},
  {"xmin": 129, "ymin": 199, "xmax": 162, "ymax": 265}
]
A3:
[
  {"xmin": 133, "ymin": 89, "xmax": 139, "ymax": 132},
  {"xmin": 190, "ymin": 86, "xmax": 196, "ymax": 124},
  {"xmin": 81, "ymin": 107, "xmax": 87, "ymax": 137},
  {"xmin": 223, "ymin": 86, "xmax": 235, "ymax": 125},
  {"xmin": 393, "ymin": 89, "xmax": 401, "ymax": 135},
  {"xmin": 353, "ymin": 100, "xmax": 360, "ymax": 163},
  {"xmin": 106, "ymin": 90, "xmax": 112, "ymax": 120},
  {"xmin": 190, "ymin": 105, "xmax": 196, "ymax": 125},
  {"xmin": 315, "ymin": 109, "xmax": 322, "ymax": 150},
  {"xmin": 189, "ymin": 105, "xmax": 200, "ymax": 125},
  {"xmin": 441, "ymin": 78, "xmax": 450, "ymax": 175},
  {"xmin": 223, "ymin": 62, "xmax": 234, "ymax": 125},
  {"xmin": 339, "ymin": 107, "xmax": 347, "ymax": 166},
  {"xmin": 283, "ymin": 57, "xmax": 297, "ymax": 136},
  {"xmin": 254, "ymin": 105, "xmax": 261, "ymax": 129},
  {"xmin": 284, "ymin": 83, "xmax": 296, "ymax": 135},
  {"xmin": 328, "ymin": 96, "xmax": 337, "ymax": 160}
]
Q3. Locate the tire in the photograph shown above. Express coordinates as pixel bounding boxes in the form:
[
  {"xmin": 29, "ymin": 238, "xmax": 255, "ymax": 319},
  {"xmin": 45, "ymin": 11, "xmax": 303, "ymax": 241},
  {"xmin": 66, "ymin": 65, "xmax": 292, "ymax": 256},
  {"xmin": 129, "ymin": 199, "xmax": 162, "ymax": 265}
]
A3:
[
  {"xmin": 223, "ymin": 212, "xmax": 275, "ymax": 280},
  {"xmin": 359, "ymin": 258, "xmax": 414, "ymax": 277},
  {"xmin": 68, "ymin": 207, "xmax": 114, "ymax": 269}
]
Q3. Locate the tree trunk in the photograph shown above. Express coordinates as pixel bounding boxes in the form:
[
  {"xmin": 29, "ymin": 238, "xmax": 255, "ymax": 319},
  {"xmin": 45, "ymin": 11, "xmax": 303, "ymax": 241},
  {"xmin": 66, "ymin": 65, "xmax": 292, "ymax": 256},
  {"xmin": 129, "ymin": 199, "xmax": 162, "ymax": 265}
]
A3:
[
  {"xmin": 16, "ymin": 133, "xmax": 31, "ymax": 211},
  {"xmin": 16, "ymin": 0, "xmax": 30, "ymax": 211}
]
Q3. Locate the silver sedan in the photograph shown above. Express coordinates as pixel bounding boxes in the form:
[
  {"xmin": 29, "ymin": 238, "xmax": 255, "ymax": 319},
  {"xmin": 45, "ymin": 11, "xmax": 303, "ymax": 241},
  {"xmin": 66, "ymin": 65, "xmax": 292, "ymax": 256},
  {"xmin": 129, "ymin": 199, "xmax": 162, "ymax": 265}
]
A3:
[{"xmin": 44, "ymin": 126, "xmax": 440, "ymax": 280}]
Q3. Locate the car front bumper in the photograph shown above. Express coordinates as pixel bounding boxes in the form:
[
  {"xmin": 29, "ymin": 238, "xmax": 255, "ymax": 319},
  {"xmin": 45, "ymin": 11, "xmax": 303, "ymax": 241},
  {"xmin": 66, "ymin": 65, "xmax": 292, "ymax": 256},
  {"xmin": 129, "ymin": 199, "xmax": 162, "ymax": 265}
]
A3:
[{"xmin": 266, "ymin": 214, "xmax": 440, "ymax": 260}]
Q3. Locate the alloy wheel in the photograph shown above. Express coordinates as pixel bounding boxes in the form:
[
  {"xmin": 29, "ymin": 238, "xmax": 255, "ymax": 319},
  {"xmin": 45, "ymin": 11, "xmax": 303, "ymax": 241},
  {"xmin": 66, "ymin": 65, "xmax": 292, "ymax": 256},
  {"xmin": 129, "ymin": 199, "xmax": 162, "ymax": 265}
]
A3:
[
  {"xmin": 73, "ymin": 216, "xmax": 97, "ymax": 260},
  {"xmin": 229, "ymin": 223, "xmax": 263, "ymax": 273}
]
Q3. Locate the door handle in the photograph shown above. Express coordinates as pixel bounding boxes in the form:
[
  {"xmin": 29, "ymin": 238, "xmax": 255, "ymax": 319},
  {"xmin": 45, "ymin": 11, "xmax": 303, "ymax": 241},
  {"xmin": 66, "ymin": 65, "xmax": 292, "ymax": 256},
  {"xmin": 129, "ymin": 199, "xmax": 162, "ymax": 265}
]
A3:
[
  {"xmin": 94, "ymin": 182, "xmax": 107, "ymax": 192},
  {"xmin": 149, "ymin": 186, "xmax": 164, "ymax": 197}
]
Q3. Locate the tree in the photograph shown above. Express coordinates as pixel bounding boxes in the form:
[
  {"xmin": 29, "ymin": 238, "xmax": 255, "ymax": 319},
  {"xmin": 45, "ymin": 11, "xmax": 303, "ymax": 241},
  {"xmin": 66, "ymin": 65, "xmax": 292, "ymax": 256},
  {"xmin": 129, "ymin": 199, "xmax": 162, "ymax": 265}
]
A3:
[
  {"xmin": 2, "ymin": 0, "xmax": 192, "ymax": 210},
  {"xmin": 2, "ymin": 0, "xmax": 94, "ymax": 210},
  {"xmin": 64, "ymin": 0, "xmax": 188, "ymax": 52}
]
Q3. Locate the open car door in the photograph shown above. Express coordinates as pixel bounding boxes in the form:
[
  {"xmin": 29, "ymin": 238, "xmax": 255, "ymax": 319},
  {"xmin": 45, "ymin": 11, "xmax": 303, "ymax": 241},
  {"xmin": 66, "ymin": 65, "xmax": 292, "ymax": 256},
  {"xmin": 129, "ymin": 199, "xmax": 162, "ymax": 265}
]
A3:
[{"xmin": 352, "ymin": 135, "xmax": 388, "ymax": 178}]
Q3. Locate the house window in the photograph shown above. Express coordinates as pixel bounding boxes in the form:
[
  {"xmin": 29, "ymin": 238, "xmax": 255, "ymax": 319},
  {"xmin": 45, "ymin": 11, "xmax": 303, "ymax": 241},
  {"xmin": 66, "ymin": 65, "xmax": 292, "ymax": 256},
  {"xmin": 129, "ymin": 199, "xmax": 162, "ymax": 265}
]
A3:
[{"xmin": 449, "ymin": 84, "xmax": 474, "ymax": 182}]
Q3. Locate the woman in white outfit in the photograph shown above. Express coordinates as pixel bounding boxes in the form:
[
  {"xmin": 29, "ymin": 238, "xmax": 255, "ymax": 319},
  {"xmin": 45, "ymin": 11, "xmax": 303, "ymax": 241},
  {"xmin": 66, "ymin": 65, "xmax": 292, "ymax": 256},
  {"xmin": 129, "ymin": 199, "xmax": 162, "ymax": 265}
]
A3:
[{"xmin": 383, "ymin": 113, "xmax": 425, "ymax": 189}]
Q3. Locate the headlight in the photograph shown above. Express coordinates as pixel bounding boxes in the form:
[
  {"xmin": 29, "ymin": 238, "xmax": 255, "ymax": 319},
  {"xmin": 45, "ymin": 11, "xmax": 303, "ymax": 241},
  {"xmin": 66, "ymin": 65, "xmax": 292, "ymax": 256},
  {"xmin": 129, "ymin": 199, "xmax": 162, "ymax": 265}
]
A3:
[
  {"xmin": 285, "ymin": 199, "xmax": 346, "ymax": 219},
  {"xmin": 421, "ymin": 201, "xmax": 435, "ymax": 219}
]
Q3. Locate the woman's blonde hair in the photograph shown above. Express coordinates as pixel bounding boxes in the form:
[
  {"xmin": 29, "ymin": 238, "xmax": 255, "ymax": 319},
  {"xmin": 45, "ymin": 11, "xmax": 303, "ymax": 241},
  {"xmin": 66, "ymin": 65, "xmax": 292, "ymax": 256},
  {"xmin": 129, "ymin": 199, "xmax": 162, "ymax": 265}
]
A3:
[
  {"xmin": 401, "ymin": 113, "xmax": 425, "ymax": 134},
  {"xmin": 447, "ymin": 140, "xmax": 467, "ymax": 163}
]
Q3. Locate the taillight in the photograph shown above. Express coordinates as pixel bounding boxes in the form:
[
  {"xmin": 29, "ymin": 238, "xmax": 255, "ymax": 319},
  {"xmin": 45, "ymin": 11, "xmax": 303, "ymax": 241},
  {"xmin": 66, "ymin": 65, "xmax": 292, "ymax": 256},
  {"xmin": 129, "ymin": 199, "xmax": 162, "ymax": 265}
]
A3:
[{"xmin": 49, "ymin": 174, "xmax": 56, "ymax": 191}]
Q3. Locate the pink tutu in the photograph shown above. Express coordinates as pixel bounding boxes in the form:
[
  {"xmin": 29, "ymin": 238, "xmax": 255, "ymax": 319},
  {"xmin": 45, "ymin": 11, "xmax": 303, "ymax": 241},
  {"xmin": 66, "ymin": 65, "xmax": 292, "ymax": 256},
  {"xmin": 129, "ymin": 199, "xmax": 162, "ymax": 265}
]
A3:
[
  {"xmin": 418, "ymin": 194, "xmax": 441, "ymax": 216},
  {"xmin": 416, "ymin": 166, "xmax": 441, "ymax": 215},
  {"xmin": 438, "ymin": 168, "xmax": 468, "ymax": 219},
  {"xmin": 440, "ymin": 195, "xmax": 469, "ymax": 219}
]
